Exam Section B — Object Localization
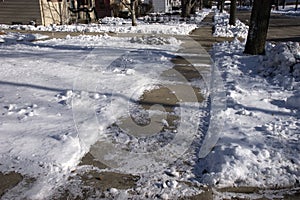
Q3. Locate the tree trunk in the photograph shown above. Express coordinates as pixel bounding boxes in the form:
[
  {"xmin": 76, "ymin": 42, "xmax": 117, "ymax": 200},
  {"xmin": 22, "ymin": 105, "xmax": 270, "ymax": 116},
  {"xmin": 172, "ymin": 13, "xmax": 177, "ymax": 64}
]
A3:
[
  {"xmin": 296, "ymin": 0, "xmax": 299, "ymax": 11},
  {"xmin": 229, "ymin": 0, "xmax": 237, "ymax": 26},
  {"xmin": 219, "ymin": 0, "xmax": 224, "ymax": 12},
  {"xmin": 275, "ymin": 0, "xmax": 279, "ymax": 10},
  {"xmin": 181, "ymin": 0, "xmax": 195, "ymax": 18},
  {"xmin": 244, "ymin": 0, "xmax": 272, "ymax": 55},
  {"xmin": 199, "ymin": 0, "xmax": 203, "ymax": 10},
  {"xmin": 249, "ymin": 0, "xmax": 253, "ymax": 7},
  {"xmin": 282, "ymin": 0, "xmax": 286, "ymax": 9},
  {"xmin": 58, "ymin": 2, "xmax": 63, "ymax": 25},
  {"xmin": 130, "ymin": 0, "xmax": 137, "ymax": 26}
]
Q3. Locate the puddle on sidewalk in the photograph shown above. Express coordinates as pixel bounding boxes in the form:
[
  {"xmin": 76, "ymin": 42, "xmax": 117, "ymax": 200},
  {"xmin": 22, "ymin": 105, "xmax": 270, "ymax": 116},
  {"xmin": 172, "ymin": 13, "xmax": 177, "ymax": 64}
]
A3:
[
  {"xmin": 72, "ymin": 39, "xmax": 209, "ymax": 199},
  {"xmin": 80, "ymin": 152, "xmax": 108, "ymax": 169},
  {"xmin": 161, "ymin": 55, "xmax": 208, "ymax": 82},
  {"xmin": 139, "ymin": 84, "xmax": 204, "ymax": 112},
  {"xmin": 79, "ymin": 171, "xmax": 140, "ymax": 192},
  {"xmin": 0, "ymin": 172, "xmax": 23, "ymax": 197},
  {"xmin": 117, "ymin": 84, "xmax": 204, "ymax": 137},
  {"xmin": 70, "ymin": 152, "xmax": 140, "ymax": 197}
]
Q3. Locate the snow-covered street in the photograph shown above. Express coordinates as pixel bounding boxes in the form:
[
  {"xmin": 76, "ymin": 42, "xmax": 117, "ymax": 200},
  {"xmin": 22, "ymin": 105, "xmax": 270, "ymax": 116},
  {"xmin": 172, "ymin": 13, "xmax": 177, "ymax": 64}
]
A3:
[{"xmin": 0, "ymin": 7, "xmax": 299, "ymax": 199}]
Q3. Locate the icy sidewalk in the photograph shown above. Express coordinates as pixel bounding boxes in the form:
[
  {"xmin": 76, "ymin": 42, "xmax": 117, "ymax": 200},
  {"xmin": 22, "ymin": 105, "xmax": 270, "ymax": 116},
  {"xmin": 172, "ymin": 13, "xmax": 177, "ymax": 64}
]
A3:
[{"xmin": 59, "ymin": 33, "xmax": 220, "ymax": 199}]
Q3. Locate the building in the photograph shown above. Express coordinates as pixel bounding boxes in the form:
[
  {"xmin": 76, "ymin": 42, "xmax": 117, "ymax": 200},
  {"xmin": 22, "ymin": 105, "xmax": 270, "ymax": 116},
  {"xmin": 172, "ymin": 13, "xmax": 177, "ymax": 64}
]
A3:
[
  {"xmin": 0, "ymin": 0, "xmax": 174, "ymax": 26},
  {"xmin": 151, "ymin": 0, "xmax": 172, "ymax": 13},
  {"xmin": 0, "ymin": 0, "xmax": 111, "ymax": 26},
  {"xmin": 0, "ymin": 0, "xmax": 45, "ymax": 25}
]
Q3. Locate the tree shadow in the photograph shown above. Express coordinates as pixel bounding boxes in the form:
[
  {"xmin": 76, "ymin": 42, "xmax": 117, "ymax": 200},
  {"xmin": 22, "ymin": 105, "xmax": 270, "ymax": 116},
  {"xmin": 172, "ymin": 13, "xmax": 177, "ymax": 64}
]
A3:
[{"xmin": 0, "ymin": 80, "xmax": 201, "ymax": 110}]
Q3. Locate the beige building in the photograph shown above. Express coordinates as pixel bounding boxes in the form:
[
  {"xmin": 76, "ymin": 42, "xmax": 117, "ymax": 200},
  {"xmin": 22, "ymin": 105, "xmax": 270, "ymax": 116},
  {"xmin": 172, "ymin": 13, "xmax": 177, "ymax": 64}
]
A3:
[
  {"xmin": 0, "ymin": 0, "xmax": 99, "ymax": 26},
  {"xmin": 0, "ymin": 0, "xmax": 155, "ymax": 26}
]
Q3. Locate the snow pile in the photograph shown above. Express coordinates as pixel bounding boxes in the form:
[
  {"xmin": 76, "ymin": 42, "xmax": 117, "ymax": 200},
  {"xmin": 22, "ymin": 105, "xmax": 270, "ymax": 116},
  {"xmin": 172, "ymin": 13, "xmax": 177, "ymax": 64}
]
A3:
[
  {"xmin": 213, "ymin": 11, "xmax": 249, "ymax": 38},
  {"xmin": 0, "ymin": 22, "xmax": 197, "ymax": 35},
  {"xmin": 272, "ymin": 5, "xmax": 300, "ymax": 16},
  {"xmin": 0, "ymin": 10, "xmax": 211, "ymax": 35},
  {"xmin": 286, "ymin": 91, "xmax": 300, "ymax": 109},
  {"xmin": 259, "ymin": 42, "xmax": 300, "ymax": 89},
  {"xmin": 0, "ymin": 32, "xmax": 49, "ymax": 43},
  {"xmin": 200, "ymin": 38, "xmax": 300, "ymax": 190},
  {"xmin": 37, "ymin": 33, "xmax": 181, "ymax": 51},
  {"xmin": 100, "ymin": 17, "xmax": 130, "ymax": 25},
  {"xmin": 0, "ymin": 32, "xmax": 190, "ymax": 198},
  {"xmin": 130, "ymin": 35, "xmax": 181, "ymax": 46}
]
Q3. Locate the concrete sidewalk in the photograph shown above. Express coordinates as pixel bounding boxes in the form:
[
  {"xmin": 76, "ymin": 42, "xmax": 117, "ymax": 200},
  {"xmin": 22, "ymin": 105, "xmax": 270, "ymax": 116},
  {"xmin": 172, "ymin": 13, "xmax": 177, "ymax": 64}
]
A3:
[{"xmin": 0, "ymin": 11, "xmax": 225, "ymax": 200}]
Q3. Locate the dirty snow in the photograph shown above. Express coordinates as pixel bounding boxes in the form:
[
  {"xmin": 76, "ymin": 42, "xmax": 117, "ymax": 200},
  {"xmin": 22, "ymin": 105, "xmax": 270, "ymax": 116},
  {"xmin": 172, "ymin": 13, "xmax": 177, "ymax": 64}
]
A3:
[
  {"xmin": 0, "ymin": 9, "xmax": 210, "ymax": 36},
  {"xmin": 213, "ymin": 10, "xmax": 249, "ymax": 38},
  {"xmin": 0, "ymin": 7, "xmax": 299, "ymax": 200},
  {"xmin": 200, "ymin": 39, "xmax": 299, "ymax": 191}
]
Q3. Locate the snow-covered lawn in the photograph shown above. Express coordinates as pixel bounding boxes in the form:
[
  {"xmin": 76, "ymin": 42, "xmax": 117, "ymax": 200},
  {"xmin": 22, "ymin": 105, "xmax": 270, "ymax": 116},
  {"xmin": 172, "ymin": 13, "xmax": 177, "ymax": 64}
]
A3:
[
  {"xmin": 272, "ymin": 5, "xmax": 300, "ymax": 16},
  {"xmin": 206, "ymin": 11, "xmax": 300, "ymax": 198},
  {"xmin": 0, "ymin": 8, "xmax": 299, "ymax": 199},
  {"xmin": 204, "ymin": 39, "xmax": 300, "ymax": 188},
  {"xmin": 213, "ymin": 11, "xmax": 249, "ymax": 39},
  {"xmin": 0, "ymin": 10, "xmax": 210, "ymax": 36},
  {"xmin": 0, "ymin": 32, "xmax": 192, "ymax": 198}
]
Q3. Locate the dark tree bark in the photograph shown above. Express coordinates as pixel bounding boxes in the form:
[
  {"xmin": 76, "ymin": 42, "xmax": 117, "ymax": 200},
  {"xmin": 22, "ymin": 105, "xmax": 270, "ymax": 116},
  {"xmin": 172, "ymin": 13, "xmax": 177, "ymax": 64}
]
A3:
[
  {"xmin": 199, "ymin": 0, "xmax": 203, "ymax": 10},
  {"xmin": 229, "ymin": 0, "xmax": 237, "ymax": 26},
  {"xmin": 275, "ymin": 0, "xmax": 279, "ymax": 10},
  {"xmin": 218, "ymin": 0, "xmax": 224, "ymax": 12},
  {"xmin": 203, "ymin": 0, "xmax": 212, "ymax": 8},
  {"xmin": 121, "ymin": 0, "xmax": 138, "ymax": 26},
  {"xmin": 244, "ymin": 0, "xmax": 272, "ymax": 55},
  {"xmin": 282, "ymin": 0, "xmax": 286, "ymax": 9},
  {"xmin": 130, "ymin": 0, "xmax": 137, "ymax": 26},
  {"xmin": 296, "ymin": 0, "xmax": 299, "ymax": 11},
  {"xmin": 181, "ymin": 0, "xmax": 198, "ymax": 18},
  {"xmin": 249, "ymin": 0, "xmax": 253, "ymax": 7}
]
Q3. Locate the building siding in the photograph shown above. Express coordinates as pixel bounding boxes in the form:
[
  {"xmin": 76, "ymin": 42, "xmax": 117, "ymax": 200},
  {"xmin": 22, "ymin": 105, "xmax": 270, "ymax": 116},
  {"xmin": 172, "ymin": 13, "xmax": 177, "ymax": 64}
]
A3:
[
  {"xmin": 41, "ymin": 0, "xmax": 70, "ymax": 25},
  {"xmin": 0, "ymin": 0, "xmax": 42, "ymax": 25},
  {"xmin": 150, "ymin": 0, "xmax": 171, "ymax": 13}
]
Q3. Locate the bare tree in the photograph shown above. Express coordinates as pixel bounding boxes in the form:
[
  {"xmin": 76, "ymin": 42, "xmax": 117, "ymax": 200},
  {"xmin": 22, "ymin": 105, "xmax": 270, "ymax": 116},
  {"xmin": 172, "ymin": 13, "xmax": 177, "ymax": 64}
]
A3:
[
  {"xmin": 120, "ymin": 0, "xmax": 138, "ymax": 26},
  {"xmin": 244, "ymin": 0, "xmax": 272, "ymax": 55},
  {"xmin": 181, "ymin": 0, "xmax": 198, "ymax": 18},
  {"xmin": 229, "ymin": 0, "xmax": 237, "ymax": 26},
  {"xmin": 218, "ymin": 0, "xmax": 225, "ymax": 13},
  {"xmin": 275, "ymin": 0, "xmax": 279, "ymax": 10},
  {"xmin": 249, "ymin": 0, "xmax": 253, "ymax": 7},
  {"xmin": 282, "ymin": 0, "xmax": 286, "ymax": 9},
  {"xmin": 199, "ymin": 0, "xmax": 203, "ymax": 9},
  {"xmin": 42, "ymin": 0, "xmax": 70, "ymax": 25}
]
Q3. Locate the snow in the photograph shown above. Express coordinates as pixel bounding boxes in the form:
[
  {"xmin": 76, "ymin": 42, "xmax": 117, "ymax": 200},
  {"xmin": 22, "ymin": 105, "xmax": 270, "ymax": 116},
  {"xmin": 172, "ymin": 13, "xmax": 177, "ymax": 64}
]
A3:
[
  {"xmin": 213, "ymin": 10, "xmax": 249, "ymax": 38},
  {"xmin": 260, "ymin": 42, "xmax": 300, "ymax": 88},
  {"xmin": 0, "ymin": 28, "xmax": 208, "ymax": 198},
  {"xmin": 0, "ymin": 9, "xmax": 210, "ymax": 36},
  {"xmin": 0, "ymin": 32, "xmax": 49, "ymax": 43},
  {"xmin": 272, "ymin": 5, "xmax": 300, "ymax": 16},
  {"xmin": 200, "ymin": 39, "xmax": 299, "ymax": 190},
  {"xmin": 0, "ymin": 7, "xmax": 299, "ymax": 199}
]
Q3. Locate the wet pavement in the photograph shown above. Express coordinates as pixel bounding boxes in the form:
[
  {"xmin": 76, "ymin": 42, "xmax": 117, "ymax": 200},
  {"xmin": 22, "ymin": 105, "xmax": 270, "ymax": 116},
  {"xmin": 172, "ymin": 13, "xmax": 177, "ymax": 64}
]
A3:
[
  {"xmin": 1, "ymin": 10, "xmax": 300, "ymax": 200},
  {"xmin": 236, "ymin": 10, "xmax": 300, "ymax": 42}
]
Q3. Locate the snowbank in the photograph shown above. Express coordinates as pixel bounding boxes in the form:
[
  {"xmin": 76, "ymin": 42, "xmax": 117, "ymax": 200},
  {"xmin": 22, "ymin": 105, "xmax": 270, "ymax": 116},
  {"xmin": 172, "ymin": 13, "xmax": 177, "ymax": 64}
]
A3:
[
  {"xmin": 272, "ymin": 5, "xmax": 300, "ymax": 16},
  {"xmin": 0, "ymin": 10, "xmax": 210, "ymax": 36},
  {"xmin": 286, "ymin": 91, "xmax": 300, "ymax": 109},
  {"xmin": 202, "ymin": 38, "xmax": 300, "ymax": 189},
  {"xmin": 259, "ymin": 42, "xmax": 300, "ymax": 89},
  {"xmin": 0, "ymin": 32, "xmax": 49, "ymax": 43},
  {"xmin": 213, "ymin": 11, "xmax": 249, "ymax": 38}
]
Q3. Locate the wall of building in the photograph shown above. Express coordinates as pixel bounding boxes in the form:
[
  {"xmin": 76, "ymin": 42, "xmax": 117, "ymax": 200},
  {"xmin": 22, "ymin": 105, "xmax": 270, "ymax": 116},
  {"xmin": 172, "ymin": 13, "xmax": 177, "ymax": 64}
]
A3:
[
  {"xmin": 151, "ymin": 0, "xmax": 166, "ymax": 13},
  {"xmin": 150, "ymin": 0, "xmax": 171, "ymax": 13},
  {"xmin": 41, "ymin": 0, "xmax": 71, "ymax": 25},
  {"xmin": 0, "ymin": 0, "xmax": 42, "ymax": 25},
  {"xmin": 95, "ymin": 0, "xmax": 112, "ymax": 18}
]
